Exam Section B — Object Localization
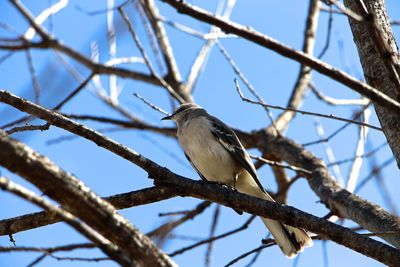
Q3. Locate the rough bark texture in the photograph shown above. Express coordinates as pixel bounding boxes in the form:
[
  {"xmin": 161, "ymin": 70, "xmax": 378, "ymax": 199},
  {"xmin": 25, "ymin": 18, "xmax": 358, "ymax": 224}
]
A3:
[
  {"xmin": 155, "ymin": 174, "xmax": 400, "ymax": 266},
  {"xmin": 0, "ymin": 186, "xmax": 177, "ymax": 236},
  {"xmin": 344, "ymin": 0, "xmax": 400, "ymax": 168},
  {"xmin": 254, "ymin": 129, "xmax": 400, "ymax": 248},
  {"xmin": 2, "ymin": 89, "xmax": 400, "ymax": 254},
  {"xmin": 0, "ymin": 131, "xmax": 176, "ymax": 267}
]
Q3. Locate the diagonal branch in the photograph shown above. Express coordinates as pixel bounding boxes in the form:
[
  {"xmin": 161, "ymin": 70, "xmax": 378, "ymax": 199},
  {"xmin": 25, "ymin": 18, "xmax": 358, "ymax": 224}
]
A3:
[
  {"xmin": 0, "ymin": 186, "xmax": 177, "ymax": 236},
  {"xmin": 1, "ymin": 90, "xmax": 400, "ymax": 266},
  {"xmin": 0, "ymin": 176, "xmax": 129, "ymax": 266},
  {"xmin": 139, "ymin": 0, "xmax": 182, "ymax": 85},
  {"xmin": 161, "ymin": 0, "xmax": 400, "ymax": 114},
  {"xmin": 0, "ymin": 131, "xmax": 176, "ymax": 267},
  {"xmin": 274, "ymin": 0, "xmax": 320, "ymax": 132}
]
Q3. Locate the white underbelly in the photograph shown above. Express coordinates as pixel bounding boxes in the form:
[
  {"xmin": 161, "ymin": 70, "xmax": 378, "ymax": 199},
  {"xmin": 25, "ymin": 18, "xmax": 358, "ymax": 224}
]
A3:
[{"xmin": 179, "ymin": 118, "xmax": 240, "ymax": 185}]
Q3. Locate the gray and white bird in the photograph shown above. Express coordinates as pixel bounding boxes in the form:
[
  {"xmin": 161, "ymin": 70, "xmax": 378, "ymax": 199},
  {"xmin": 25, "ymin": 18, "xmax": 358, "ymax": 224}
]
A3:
[{"xmin": 162, "ymin": 103, "xmax": 312, "ymax": 258}]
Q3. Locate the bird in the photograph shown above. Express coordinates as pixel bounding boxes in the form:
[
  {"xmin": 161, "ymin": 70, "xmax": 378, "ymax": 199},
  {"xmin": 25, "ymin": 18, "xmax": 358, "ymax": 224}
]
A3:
[{"xmin": 162, "ymin": 102, "xmax": 312, "ymax": 258}]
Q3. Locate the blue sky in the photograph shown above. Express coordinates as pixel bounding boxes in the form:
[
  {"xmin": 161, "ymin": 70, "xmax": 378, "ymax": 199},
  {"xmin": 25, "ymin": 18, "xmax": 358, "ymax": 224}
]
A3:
[{"xmin": 1, "ymin": 1, "xmax": 399, "ymax": 266}]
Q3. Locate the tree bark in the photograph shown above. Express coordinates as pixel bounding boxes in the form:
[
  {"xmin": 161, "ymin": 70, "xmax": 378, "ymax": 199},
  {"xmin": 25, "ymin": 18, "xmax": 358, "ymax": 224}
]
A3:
[
  {"xmin": 344, "ymin": 0, "xmax": 400, "ymax": 168},
  {"xmin": 0, "ymin": 131, "xmax": 176, "ymax": 267}
]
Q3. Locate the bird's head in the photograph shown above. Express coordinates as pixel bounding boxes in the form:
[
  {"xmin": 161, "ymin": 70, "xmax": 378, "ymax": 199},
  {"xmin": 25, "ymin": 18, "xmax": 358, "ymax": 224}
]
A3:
[{"xmin": 161, "ymin": 103, "xmax": 202, "ymax": 124}]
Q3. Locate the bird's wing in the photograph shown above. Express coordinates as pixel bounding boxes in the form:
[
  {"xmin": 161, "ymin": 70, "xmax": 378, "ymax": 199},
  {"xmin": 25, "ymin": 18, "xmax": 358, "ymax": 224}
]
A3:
[
  {"xmin": 184, "ymin": 152, "xmax": 208, "ymax": 181},
  {"xmin": 209, "ymin": 116, "xmax": 266, "ymax": 193}
]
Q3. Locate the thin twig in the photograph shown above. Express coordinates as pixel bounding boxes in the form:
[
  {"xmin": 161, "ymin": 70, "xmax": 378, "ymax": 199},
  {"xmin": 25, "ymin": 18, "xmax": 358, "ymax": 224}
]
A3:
[
  {"xmin": 118, "ymin": 6, "xmax": 186, "ymax": 103},
  {"xmin": 314, "ymin": 121, "xmax": 344, "ymax": 186},
  {"xmin": 23, "ymin": 0, "xmax": 68, "ymax": 40},
  {"xmin": 138, "ymin": 0, "xmax": 182, "ymax": 84},
  {"xmin": 185, "ymin": 0, "xmax": 236, "ymax": 94},
  {"xmin": 107, "ymin": 0, "xmax": 118, "ymax": 103},
  {"xmin": 221, "ymin": 52, "xmax": 279, "ymax": 133},
  {"xmin": 205, "ymin": 205, "xmax": 220, "ymax": 267},
  {"xmin": 355, "ymin": 157, "xmax": 395, "ymax": 193},
  {"xmin": 25, "ymin": 49, "xmax": 41, "ymax": 104},
  {"xmin": 318, "ymin": 5, "xmax": 333, "ymax": 59},
  {"xmin": 135, "ymin": 1, "xmax": 165, "ymax": 73},
  {"xmin": 26, "ymin": 254, "xmax": 47, "ymax": 267},
  {"xmin": 234, "ymin": 80, "xmax": 381, "ymax": 131},
  {"xmin": 249, "ymin": 155, "xmax": 312, "ymax": 175},
  {"xmin": 224, "ymin": 242, "xmax": 273, "ymax": 267},
  {"xmin": 147, "ymin": 201, "xmax": 211, "ymax": 246},
  {"xmin": 327, "ymin": 141, "xmax": 387, "ymax": 167},
  {"xmin": 162, "ymin": 0, "xmax": 400, "ymax": 113},
  {"xmin": 309, "ymin": 83, "xmax": 370, "ymax": 106},
  {"xmin": 346, "ymin": 106, "xmax": 371, "ymax": 192},
  {"xmin": 0, "ymin": 176, "xmax": 128, "ymax": 266},
  {"xmin": 302, "ymin": 105, "xmax": 371, "ymax": 147},
  {"xmin": 133, "ymin": 93, "xmax": 170, "ymax": 115},
  {"xmin": 6, "ymin": 122, "xmax": 50, "ymax": 135},
  {"xmin": 54, "ymin": 73, "xmax": 95, "ymax": 110},
  {"xmin": 327, "ymin": 0, "xmax": 363, "ymax": 21},
  {"xmin": 273, "ymin": 0, "xmax": 320, "ymax": 132},
  {"xmin": 169, "ymin": 216, "xmax": 256, "ymax": 257}
]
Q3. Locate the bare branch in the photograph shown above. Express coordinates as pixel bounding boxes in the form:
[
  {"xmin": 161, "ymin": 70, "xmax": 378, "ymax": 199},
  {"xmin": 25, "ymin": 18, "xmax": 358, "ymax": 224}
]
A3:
[
  {"xmin": 25, "ymin": 50, "xmax": 41, "ymax": 104},
  {"xmin": 205, "ymin": 205, "xmax": 220, "ymax": 267},
  {"xmin": 225, "ymin": 243, "xmax": 272, "ymax": 267},
  {"xmin": 118, "ymin": 6, "xmax": 186, "ymax": 103},
  {"xmin": 249, "ymin": 154, "xmax": 312, "ymax": 175},
  {"xmin": 133, "ymin": 93, "xmax": 170, "ymax": 116},
  {"xmin": 169, "ymin": 216, "xmax": 256, "ymax": 257},
  {"xmin": 222, "ymin": 53, "xmax": 278, "ymax": 132},
  {"xmin": 353, "ymin": 0, "xmax": 400, "ymax": 95},
  {"xmin": 274, "ymin": 0, "xmax": 320, "ymax": 132},
  {"xmin": 0, "ymin": 186, "xmax": 177, "ymax": 236},
  {"xmin": 0, "ymin": 132, "xmax": 177, "ymax": 267},
  {"xmin": 346, "ymin": 107, "xmax": 371, "ymax": 192},
  {"xmin": 106, "ymin": 0, "xmax": 118, "ymax": 103},
  {"xmin": 10, "ymin": 0, "xmax": 50, "ymax": 40},
  {"xmin": 162, "ymin": 0, "xmax": 400, "ymax": 114},
  {"xmin": 309, "ymin": 83, "xmax": 370, "ymax": 106},
  {"xmin": 6, "ymin": 122, "xmax": 50, "ymax": 135},
  {"xmin": 23, "ymin": 0, "xmax": 68, "ymax": 40},
  {"xmin": 314, "ymin": 121, "xmax": 345, "ymax": 186},
  {"xmin": 234, "ymin": 81, "xmax": 382, "ymax": 131},
  {"xmin": 139, "ymin": 0, "xmax": 182, "ymax": 85},
  {"xmin": 0, "ymin": 176, "xmax": 129, "ymax": 266},
  {"xmin": 148, "ymin": 201, "xmax": 211, "ymax": 244},
  {"xmin": 1, "ymin": 90, "xmax": 400, "ymax": 264},
  {"xmin": 185, "ymin": 0, "xmax": 236, "ymax": 94}
]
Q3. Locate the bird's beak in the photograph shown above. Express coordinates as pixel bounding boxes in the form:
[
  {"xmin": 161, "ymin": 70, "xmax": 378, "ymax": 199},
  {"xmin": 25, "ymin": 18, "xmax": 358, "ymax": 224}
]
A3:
[{"xmin": 161, "ymin": 114, "xmax": 172, "ymax": 121}]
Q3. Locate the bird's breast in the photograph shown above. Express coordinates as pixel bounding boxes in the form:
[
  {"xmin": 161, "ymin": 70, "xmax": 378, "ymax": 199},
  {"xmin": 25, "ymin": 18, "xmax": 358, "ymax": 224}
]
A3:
[{"xmin": 178, "ymin": 117, "xmax": 240, "ymax": 185}]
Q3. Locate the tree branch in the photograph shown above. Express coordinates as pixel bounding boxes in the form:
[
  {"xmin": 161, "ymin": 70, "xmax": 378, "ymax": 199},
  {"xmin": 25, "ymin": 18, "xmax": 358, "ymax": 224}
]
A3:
[
  {"xmin": 161, "ymin": 0, "xmax": 400, "ymax": 114},
  {"xmin": 0, "ymin": 176, "xmax": 129, "ymax": 266},
  {"xmin": 0, "ymin": 186, "xmax": 177, "ymax": 236},
  {"xmin": 1, "ymin": 90, "xmax": 400, "ymax": 266},
  {"xmin": 0, "ymin": 131, "xmax": 176, "ymax": 267}
]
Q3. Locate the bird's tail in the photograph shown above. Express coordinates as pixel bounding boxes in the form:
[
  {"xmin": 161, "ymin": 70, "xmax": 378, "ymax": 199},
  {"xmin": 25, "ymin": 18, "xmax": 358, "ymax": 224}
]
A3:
[
  {"xmin": 236, "ymin": 174, "xmax": 313, "ymax": 258},
  {"xmin": 260, "ymin": 217, "xmax": 312, "ymax": 258}
]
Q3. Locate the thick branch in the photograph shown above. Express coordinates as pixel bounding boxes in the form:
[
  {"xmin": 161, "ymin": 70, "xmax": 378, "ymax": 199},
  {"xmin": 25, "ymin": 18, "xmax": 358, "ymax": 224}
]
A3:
[
  {"xmin": 0, "ymin": 186, "xmax": 177, "ymax": 236},
  {"xmin": 139, "ymin": 0, "xmax": 183, "ymax": 84},
  {"xmin": 0, "ymin": 131, "xmax": 176, "ymax": 267},
  {"xmin": 154, "ymin": 174, "xmax": 400, "ymax": 266},
  {"xmin": 252, "ymin": 129, "xmax": 400, "ymax": 248},
  {"xmin": 0, "ymin": 177, "xmax": 130, "ymax": 267},
  {"xmin": 0, "ymin": 39, "xmax": 160, "ymax": 85},
  {"xmin": 161, "ymin": 0, "xmax": 400, "ymax": 114},
  {"xmin": 1, "ymin": 90, "xmax": 400, "ymax": 265},
  {"xmin": 344, "ymin": 0, "xmax": 400, "ymax": 168}
]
